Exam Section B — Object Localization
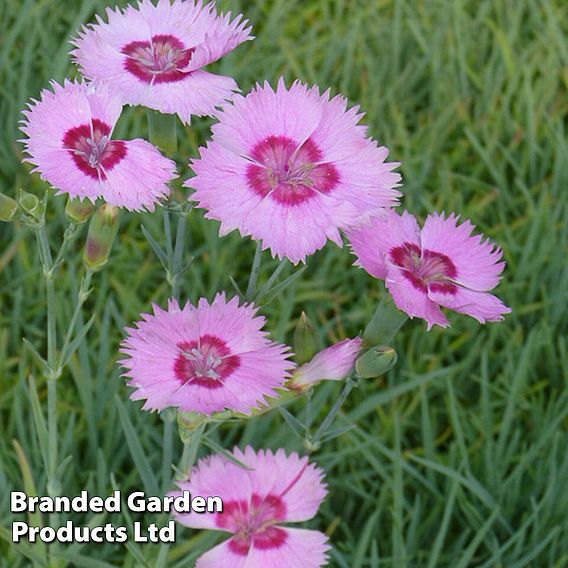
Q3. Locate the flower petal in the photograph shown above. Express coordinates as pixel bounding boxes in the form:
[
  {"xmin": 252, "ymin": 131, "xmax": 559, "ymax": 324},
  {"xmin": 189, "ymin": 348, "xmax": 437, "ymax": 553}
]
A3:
[
  {"xmin": 231, "ymin": 447, "xmax": 328, "ymax": 523},
  {"xmin": 347, "ymin": 209, "xmax": 420, "ymax": 280},
  {"xmin": 239, "ymin": 528, "xmax": 330, "ymax": 568},
  {"xmin": 195, "ymin": 538, "xmax": 249, "ymax": 568},
  {"xmin": 386, "ymin": 264, "xmax": 449, "ymax": 329},
  {"xmin": 101, "ymin": 138, "xmax": 175, "ymax": 211},
  {"xmin": 421, "ymin": 212, "xmax": 506, "ymax": 292},
  {"xmin": 211, "ymin": 79, "xmax": 325, "ymax": 156},
  {"xmin": 428, "ymin": 285, "xmax": 511, "ymax": 324},
  {"xmin": 123, "ymin": 70, "xmax": 239, "ymax": 124},
  {"xmin": 195, "ymin": 528, "xmax": 330, "ymax": 568}
]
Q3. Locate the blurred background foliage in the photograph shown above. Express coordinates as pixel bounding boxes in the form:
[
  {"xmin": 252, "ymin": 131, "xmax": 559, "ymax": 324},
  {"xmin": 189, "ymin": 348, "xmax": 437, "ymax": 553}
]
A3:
[{"xmin": 1, "ymin": 0, "xmax": 567, "ymax": 566}]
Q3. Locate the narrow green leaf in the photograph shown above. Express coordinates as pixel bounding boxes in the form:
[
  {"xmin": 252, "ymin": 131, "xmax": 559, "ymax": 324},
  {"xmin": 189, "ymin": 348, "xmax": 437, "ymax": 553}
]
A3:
[
  {"xmin": 0, "ymin": 526, "xmax": 47, "ymax": 566},
  {"xmin": 319, "ymin": 423, "xmax": 356, "ymax": 444},
  {"xmin": 353, "ymin": 510, "xmax": 380, "ymax": 568},
  {"xmin": 141, "ymin": 224, "xmax": 169, "ymax": 270},
  {"xmin": 51, "ymin": 552, "xmax": 117, "ymax": 568},
  {"xmin": 22, "ymin": 338, "xmax": 50, "ymax": 375},
  {"xmin": 255, "ymin": 259, "xmax": 288, "ymax": 301},
  {"xmin": 278, "ymin": 407, "xmax": 306, "ymax": 439},
  {"xmin": 12, "ymin": 440, "xmax": 47, "ymax": 565},
  {"xmin": 454, "ymin": 508, "xmax": 500, "ymax": 568},
  {"xmin": 115, "ymin": 396, "xmax": 160, "ymax": 497},
  {"xmin": 59, "ymin": 314, "xmax": 95, "ymax": 368},
  {"xmin": 427, "ymin": 478, "xmax": 458, "ymax": 568},
  {"xmin": 229, "ymin": 276, "xmax": 244, "ymax": 299},
  {"xmin": 262, "ymin": 266, "xmax": 306, "ymax": 305},
  {"xmin": 201, "ymin": 437, "xmax": 252, "ymax": 470},
  {"xmin": 27, "ymin": 376, "xmax": 49, "ymax": 474}
]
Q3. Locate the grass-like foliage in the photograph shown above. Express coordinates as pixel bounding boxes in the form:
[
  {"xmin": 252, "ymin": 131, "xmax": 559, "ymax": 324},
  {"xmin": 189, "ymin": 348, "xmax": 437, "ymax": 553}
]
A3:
[{"xmin": 1, "ymin": 0, "xmax": 567, "ymax": 566}]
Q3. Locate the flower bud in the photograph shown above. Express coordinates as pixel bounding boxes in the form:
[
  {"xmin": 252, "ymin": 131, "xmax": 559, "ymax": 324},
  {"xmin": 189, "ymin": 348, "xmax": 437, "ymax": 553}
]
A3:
[
  {"xmin": 0, "ymin": 192, "xmax": 18, "ymax": 222},
  {"xmin": 289, "ymin": 338, "xmax": 363, "ymax": 392},
  {"xmin": 177, "ymin": 412, "xmax": 207, "ymax": 442},
  {"xmin": 65, "ymin": 197, "xmax": 95, "ymax": 224},
  {"xmin": 83, "ymin": 204, "xmax": 120, "ymax": 272},
  {"xmin": 17, "ymin": 189, "xmax": 45, "ymax": 224},
  {"xmin": 355, "ymin": 346, "xmax": 397, "ymax": 379},
  {"xmin": 293, "ymin": 312, "xmax": 318, "ymax": 365}
]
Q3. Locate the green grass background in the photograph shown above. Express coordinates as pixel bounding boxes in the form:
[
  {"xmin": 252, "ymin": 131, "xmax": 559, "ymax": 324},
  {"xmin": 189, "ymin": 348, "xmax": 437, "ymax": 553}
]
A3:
[{"xmin": 1, "ymin": 0, "xmax": 568, "ymax": 566}]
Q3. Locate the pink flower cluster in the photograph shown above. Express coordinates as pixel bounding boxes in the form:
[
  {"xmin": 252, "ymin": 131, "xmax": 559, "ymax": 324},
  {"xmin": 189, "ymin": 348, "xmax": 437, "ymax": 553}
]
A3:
[
  {"xmin": 18, "ymin": 0, "xmax": 510, "ymax": 327},
  {"xmin": 20, "ymin": 0, "xmax": 251, "ymax": 211}
]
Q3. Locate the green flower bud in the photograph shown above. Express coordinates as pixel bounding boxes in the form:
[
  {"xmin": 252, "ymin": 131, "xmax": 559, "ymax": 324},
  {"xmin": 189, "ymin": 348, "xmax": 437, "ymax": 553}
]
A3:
[
  {"xmin": 17, "ymin": 189, "xmax": 45, "ymax": 225},
  {"xmin": 355, "ymin": 346, "xmax": 398, "ymax": 379},
  {"xmin": 0, "ymin": 192, "xmax": 18, "ymax": 222},
  {"xmin": 177, "ymin": 412, "xmax": 207, "ymax": 442},
  {"xmin": 65, "ymin": 197, "xmax": 95, "ymax": 224},
  {"xmin": 83, "ymin": 204, "xmax": 120, "ymax": 272},
  {"xmin": 293, "ymin": 311, "xmax": 318, "ymax": 365}
]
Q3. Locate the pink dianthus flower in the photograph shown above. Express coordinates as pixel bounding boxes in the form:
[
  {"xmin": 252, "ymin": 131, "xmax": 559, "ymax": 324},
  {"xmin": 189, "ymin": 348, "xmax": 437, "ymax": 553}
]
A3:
[
  {"xmin": 171, "ymin": 446, "xmax": 330, "ymax": 567},
  {"xmin": 120, "ymin": 294, "xmax": 293, "ymax": 415},
  {"xmin": 20, "ymin": 80, "xmax": 175, "ymax": 211},
  {"xmin": 347, "ymin": 210, "xmax": 511, "ymax": 329},
  {"xmin": 71, "ymin": 0, "xmax": 252, "ymax": 124},
  {"xmin": 188, "ymin": 78, "xmax": 401, "ymax": 264}
]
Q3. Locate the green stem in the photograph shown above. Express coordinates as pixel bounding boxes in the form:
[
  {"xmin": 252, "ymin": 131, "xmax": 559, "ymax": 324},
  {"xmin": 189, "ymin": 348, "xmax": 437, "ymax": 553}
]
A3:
[
  {"xmin": 34, "ymin": 220, "xmax": 91, "ymax": 530},
  {"xmin": 57, "ymin": 270, "xmax": 93, "ymax": 369},
  {"xmin": 313, "ymin": 376, "xmax": 357, "ymax": 444},
  {"xmin": 161, "ymin": 410, "xmax": 175, "ymax": 493},
  {"xmin": 161, "ymin": 211, "xmax": 188, "ymax": 485},
  {"xmin": 147, "ymin": 110, "xmax": 197, "ymax": 483},
  {"xmin": 36, "ymin": 226, "xmax": 56, "ymax": 369},
  {"xmin": 46, "ymin": 277, "xmax": 57, "ymax": 371},
  {"xmin": 46, "ymin": 378, "xmax": 58, "ymax": 495},
  {"xmin": 177, "ymin": 423, "xmax": 206, "ymax": 480},
  {"xmin": 52, "ymin": 222, "xmax": 80, "ymax": 271},
  {"xmin": 163, "ymin": 209, "xmax": 174, "ymax": 262},
  {"xmin": 171, "ymin": 212, "xmax": 187, "ymax": 300},
  {"xmin": 35, "ymin": 225, "xmax": 60, "ymax": 496},
  {"xmin": 36, "ymin": 228, "xmax": 61, "ymax": 538},
  {"xmin": 246, "ymin": 241, "xmax": 263, "ymax": 300}
]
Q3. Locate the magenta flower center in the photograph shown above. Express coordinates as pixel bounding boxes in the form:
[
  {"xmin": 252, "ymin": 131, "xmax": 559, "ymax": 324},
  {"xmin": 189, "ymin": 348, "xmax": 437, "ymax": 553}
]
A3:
[
  {"xmin": 246, "ymin": 136, "xmax": 340, "ymax": 205},
  {"xmin": 217, "ymin": 494, "xmax": 287, "ymax": 555},
  {"xmin": 62, "ymin": 119, "xmax": 126, "ymax": 180},
  {"xmin": 122, "ymin": 34, "xmax": 194, "ymax": 84},
  {"xmin": 390, "ymin": 243, "xmax": 458, "ymax": 293},
  {"xmin": 174, "ymin": 334, "xmax": 240, "ymax": 389}
]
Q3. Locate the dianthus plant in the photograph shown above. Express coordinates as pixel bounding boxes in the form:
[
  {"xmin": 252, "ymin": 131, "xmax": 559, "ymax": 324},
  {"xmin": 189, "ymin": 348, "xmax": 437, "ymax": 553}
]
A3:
[{"xmin": 2, "ymin": 1, "xmax": 510, "ymax": 566}]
